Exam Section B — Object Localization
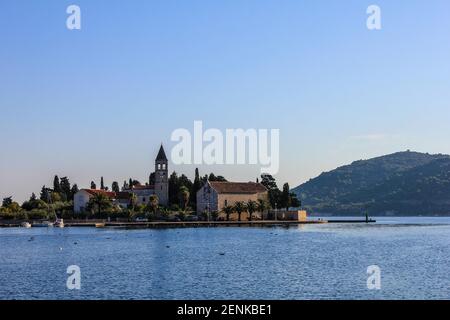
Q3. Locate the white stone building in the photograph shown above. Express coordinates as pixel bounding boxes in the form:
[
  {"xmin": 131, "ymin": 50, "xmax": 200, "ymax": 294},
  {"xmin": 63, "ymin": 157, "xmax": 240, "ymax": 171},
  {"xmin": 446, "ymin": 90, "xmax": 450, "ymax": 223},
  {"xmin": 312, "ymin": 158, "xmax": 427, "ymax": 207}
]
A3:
[
  {"xmin": 196, "ymin": 181, "xmax": 268, "ymax": 219},
  {"xmin": 73, "ymin": 145, "xmax": 169, "ymax": 213}
]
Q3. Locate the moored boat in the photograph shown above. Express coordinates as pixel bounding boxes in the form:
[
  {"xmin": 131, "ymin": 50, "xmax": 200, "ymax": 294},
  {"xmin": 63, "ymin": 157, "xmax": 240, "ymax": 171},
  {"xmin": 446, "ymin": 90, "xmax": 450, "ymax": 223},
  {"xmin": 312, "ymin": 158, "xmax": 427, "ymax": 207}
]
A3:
[
  {"xmin": 20, "ymin": 222, "xmax": 32, "ymax": 228},
  {"xmin": 95, "ymin": 222, "xmax": 106, "ymax": 228},
  {"xmin": 32, "ymin": 221, "xmax": 54, "ymax": 227},
  {"xmin": 54, "ymin": 218, "xmax": 64, "ymax": 228}
]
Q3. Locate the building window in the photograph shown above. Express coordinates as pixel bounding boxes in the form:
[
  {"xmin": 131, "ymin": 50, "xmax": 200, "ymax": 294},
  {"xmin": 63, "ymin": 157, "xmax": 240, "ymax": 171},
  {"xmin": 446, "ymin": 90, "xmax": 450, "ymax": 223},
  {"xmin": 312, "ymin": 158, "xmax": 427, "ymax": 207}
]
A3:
[
  {"xmin": 224, "ymin": 200, "xmax": 228, "ymax": 206},
  {"xmin": 143, "ymin": 197, "xmax": 146, "ymax": 202},
  {"xmin": 162, "ymin": 164, "xmax": 166, "ymax": 170},
  {"xmin": 157, "ymin": 164, "xmax": 161, "ymax": 170}
]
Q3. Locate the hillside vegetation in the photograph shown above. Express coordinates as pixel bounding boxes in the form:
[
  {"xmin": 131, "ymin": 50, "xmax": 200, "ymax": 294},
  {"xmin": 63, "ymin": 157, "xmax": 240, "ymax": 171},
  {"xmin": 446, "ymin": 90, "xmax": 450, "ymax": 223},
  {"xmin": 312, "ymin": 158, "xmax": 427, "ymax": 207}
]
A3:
[{"xmin": 293, "ymin": 151, "xmax": 450, "ymax": 216}]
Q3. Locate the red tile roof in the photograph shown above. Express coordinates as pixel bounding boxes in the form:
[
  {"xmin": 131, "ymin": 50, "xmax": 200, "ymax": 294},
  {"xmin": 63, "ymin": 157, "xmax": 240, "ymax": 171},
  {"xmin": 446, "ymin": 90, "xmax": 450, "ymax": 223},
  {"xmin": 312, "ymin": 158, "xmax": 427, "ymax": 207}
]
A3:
[{"xmin": 209, "ymin": 182, "xmax": 267, "ymax": 194}]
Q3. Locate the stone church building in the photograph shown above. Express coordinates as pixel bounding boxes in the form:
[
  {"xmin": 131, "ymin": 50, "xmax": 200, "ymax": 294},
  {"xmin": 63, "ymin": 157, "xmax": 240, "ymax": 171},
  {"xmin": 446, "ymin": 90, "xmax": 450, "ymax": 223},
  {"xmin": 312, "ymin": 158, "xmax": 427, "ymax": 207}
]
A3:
[
  {"xmin": 74, "ymin": 145, "xmax": 169, "ymax": 213},
  {"xmin": 123, "ymin": 144, "xmax": 169, "ymax": 206},
  {"xmin": 196, "ymin": 180, "xmax": 268, "ymax": 219}
]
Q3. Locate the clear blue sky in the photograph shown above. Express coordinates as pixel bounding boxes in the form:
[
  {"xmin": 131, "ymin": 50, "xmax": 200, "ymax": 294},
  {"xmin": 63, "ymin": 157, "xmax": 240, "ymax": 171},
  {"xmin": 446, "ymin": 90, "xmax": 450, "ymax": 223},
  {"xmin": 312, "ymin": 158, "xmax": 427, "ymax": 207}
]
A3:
[{"xmin": 1, "ymin": 0, "xmax": 450, "ymax": 202}]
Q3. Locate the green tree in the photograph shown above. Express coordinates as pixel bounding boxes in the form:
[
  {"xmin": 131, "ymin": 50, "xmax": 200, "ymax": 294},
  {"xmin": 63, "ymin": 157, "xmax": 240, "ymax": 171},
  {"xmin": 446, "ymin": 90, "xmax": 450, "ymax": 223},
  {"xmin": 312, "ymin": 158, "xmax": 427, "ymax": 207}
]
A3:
[
  {"xmin": 211, "ymin": 210, "xmax": 219, "ymax": 221},
  {"xmin": 191, "ymin": 168, "xmax": 202, "ymax": 206},
  {"xmin": 208, "ymin": 173, "xmax": 227, "ymax": 182},
  {"xmin": 53, "ymin": 175, "xmax": 61, "ymax": 193},
  {"xmin": 222, "ymin": 205, "xmax": 234, "ymax": 221},
  {"xmin": 159, "ymin": 207, "xmax": 170, "ymax": 220},
  {"xmin": 70, "ymin": 184, "xmax": 79, "ymax": 199},
  {"xmin": 22, "ymin": 197, "xmax": 47, "ymax": 211},
  {"xmin": 60, "ymin": 177, "xmax": 71, "ymax": 200},
  {"xmin": 178, "ymin": 174, "xmax": 193, "ymax": 189},
  {"xmin": 40, "ymin": 186, "xmax": 51, "ymax": 203},
  {"xmin": 2, "ymin": 197, "xmax": 13, "ymax": 208},
  {"xmin": 130, "ymin": 179, "xmax": 141, "ymax": 187},
  {"xmin": 147, "ymin": 195, "xmax": 159, "ymax": 215},
  {"xmin": 233, "ymin": 201, "xmax": 246, "ymax": 221},
  {"xmin": 179, "ymin": 186, "xmax": 190, "ymax": 211},
  {"xmin": 149, "ymin": 172, "xmax": 155, "ymax": 185},
  {"xmin": 290, "ymin": 193, "xmax": 301, "ymax": 208},
  {"xmin": 169, "ymin": 171, "xmax": 180, "ymax": 205},
  {"xmin": 8, "ymin": 202, "xmax": 21, "ymax": 213},
  {"xmin": 257, "ymin": 199, "xmax": 269, "ymax": 220},
  {"xmin": 281, "ymin": 183, "xmax": 292, "ymax": 211},
  {"xmin": 87, "ymin": 193, "xmax": 112, "ymax": 217},
  {"xmin": 246, "ymin": 200, "xmax": 257, "ymax": 221},
  {"xmin": 129, "ymin": 193, "xmax": 137, "ymax": 211},
  {"xmin": 261, "ymin": 174, "xmax": 282, "ymax": 208},
  {"xmin": 0, "ymin": 208, "xmax": 15, "ymax": 219},
  {"xmin": 51, "ymin": 192, "xmax": 62, "ymax": 203},
  {"xmin": 112, "ymin": 181, "xmax": 120, "ymax": 193}
]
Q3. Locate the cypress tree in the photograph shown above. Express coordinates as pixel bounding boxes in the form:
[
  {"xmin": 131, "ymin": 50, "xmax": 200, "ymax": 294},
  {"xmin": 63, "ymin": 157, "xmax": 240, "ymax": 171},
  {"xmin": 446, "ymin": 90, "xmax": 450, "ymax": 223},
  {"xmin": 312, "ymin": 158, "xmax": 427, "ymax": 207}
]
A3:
[
  {"xmin": 112, "ymin": 181, "xmax": 120, "ymax": 193},
  {"xmin": 60, "ymin": 177, "xmax": 71, "ymax": 200},
  {"xmin": 71, "ymin": 184, "xmax": 79, "ymax": 199},
  {"xmin": 40, "ymin": 186, "xmax": 51, "ymax": 203},
  {"xmin": 53, "ymin": 175, "xmax": 61, "ymax": 193},
  {"xmin": 281, "ymin": 183, "xmax": 291, "ymax": 211}
]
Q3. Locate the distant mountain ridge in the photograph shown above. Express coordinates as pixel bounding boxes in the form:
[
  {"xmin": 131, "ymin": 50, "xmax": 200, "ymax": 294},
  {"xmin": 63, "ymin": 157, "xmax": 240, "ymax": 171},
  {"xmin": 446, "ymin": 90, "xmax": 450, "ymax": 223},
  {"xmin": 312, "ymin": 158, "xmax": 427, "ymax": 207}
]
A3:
[{"xmin": 292, "ymin": 151, "xmax": 450, "ymax": 216}]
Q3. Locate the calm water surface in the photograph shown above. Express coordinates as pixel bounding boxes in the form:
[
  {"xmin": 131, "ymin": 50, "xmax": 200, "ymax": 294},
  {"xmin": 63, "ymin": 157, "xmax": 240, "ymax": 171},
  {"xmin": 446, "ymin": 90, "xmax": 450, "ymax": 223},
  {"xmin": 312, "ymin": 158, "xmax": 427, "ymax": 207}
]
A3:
[{"xmin": 1, "ymin": 217, "xmax": 450, "ymax": 300}]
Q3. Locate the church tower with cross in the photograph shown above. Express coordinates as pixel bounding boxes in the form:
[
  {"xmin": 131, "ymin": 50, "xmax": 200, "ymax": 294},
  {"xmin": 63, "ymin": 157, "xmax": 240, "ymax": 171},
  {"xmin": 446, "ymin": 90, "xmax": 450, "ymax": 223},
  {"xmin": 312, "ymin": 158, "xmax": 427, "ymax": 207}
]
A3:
[{"xmin": 154, "ymin": 144, "xmax": 169, "ymax": 206}]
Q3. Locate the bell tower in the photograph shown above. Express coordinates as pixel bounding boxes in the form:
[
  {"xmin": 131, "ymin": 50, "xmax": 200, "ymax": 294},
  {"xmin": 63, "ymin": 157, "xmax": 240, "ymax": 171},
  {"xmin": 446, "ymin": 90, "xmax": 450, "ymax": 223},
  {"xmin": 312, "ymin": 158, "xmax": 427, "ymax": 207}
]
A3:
[{"xmin": 154, "ymin": 144, "xmax": 168, "ymax": 206}]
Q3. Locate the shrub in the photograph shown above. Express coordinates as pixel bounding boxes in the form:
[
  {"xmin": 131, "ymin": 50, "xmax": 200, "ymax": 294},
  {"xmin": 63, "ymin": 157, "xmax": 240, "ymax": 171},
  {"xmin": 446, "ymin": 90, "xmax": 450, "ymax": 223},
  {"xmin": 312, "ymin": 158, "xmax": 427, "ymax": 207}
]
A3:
[{"xmin": 27, "ymin": 209, "xmax": 49, "ymax": 220}]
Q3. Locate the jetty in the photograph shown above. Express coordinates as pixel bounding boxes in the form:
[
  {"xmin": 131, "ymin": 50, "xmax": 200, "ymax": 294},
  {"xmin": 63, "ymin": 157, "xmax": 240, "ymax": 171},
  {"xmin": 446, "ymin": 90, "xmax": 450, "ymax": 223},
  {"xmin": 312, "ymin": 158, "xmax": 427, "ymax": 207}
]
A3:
[
  {"xmin": 65, "ymin": 220, "xmax": 329, "ymax": 228},
  {"xmin": 1, "ymin": 219, "xmax": 376, "ymax": 229},
  {"xmin": 327, "ymin": 219, "xmax": 376, "ymax": 223}
]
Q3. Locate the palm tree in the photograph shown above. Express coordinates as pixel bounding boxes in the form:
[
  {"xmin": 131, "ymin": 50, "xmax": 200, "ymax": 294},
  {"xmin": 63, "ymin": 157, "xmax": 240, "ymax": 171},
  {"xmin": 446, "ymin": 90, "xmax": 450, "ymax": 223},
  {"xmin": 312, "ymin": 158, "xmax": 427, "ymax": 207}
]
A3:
[
  {"xmin": 129, "ymin": 193, "xmax": 137, "ymax": 212},
  {"xmin": 233, "ymin": 201, "xmax": 246, "ymax": 221},
  {"xmin": 88, "ymin": 193, "xmax": 112, "ymax": 217},
  {"xmin": 179, "ymin": 186, "xmax": 190, "ymax": 211},
  {"xmin": 257, "ymin": 199, "xmax": 268, "ymax": 220},
  {"xmin": 148, "ymin": 194, "xmax": 159, "ymax": 215},
  {"xmin": 211, "ymin": 211, "xmax": 219, "ymax": 221},
  {"xmin": 222, "ymin": 205, "xmax": 234, "ymax": 221},
  {"xmin": 246, "ymin": 200, "xmax": 257, "ymax": 221}
]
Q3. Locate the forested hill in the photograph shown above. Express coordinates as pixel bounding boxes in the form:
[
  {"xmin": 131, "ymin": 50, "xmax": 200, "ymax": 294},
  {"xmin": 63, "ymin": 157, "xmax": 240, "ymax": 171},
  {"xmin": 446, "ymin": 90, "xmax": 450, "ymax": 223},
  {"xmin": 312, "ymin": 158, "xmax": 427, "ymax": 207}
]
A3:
[{"xmin": 292, "ymin": 151, "xmax": 450, "ymax": 216}]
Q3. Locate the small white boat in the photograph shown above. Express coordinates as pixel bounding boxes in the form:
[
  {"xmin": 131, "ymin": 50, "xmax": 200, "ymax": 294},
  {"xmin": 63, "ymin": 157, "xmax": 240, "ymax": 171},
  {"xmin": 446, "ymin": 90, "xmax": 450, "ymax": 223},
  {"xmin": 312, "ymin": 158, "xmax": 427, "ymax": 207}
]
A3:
[
  {"xmin": 32, "ymin": 221, "xmax": 54, "ymax": 227},
  {"xmin": 54, "ymin": 218, "xmax": 64, "ymax": 228},
  {"xmin": 21, "ymin": 222, "xmax": 32, "ymax": 228}
]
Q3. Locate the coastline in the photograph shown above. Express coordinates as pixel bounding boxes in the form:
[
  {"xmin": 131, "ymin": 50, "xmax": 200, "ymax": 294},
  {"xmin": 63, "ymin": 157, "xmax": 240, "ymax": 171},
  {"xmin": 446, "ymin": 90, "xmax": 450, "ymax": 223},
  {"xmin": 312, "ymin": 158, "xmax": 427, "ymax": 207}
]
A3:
[
  {"xmin": 0, "ymin": 220, "xmax": 327, "ymax": 228},
  {"xmin": 0, "ymin": 219, "xmax": 380, "ymax": 229}
]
